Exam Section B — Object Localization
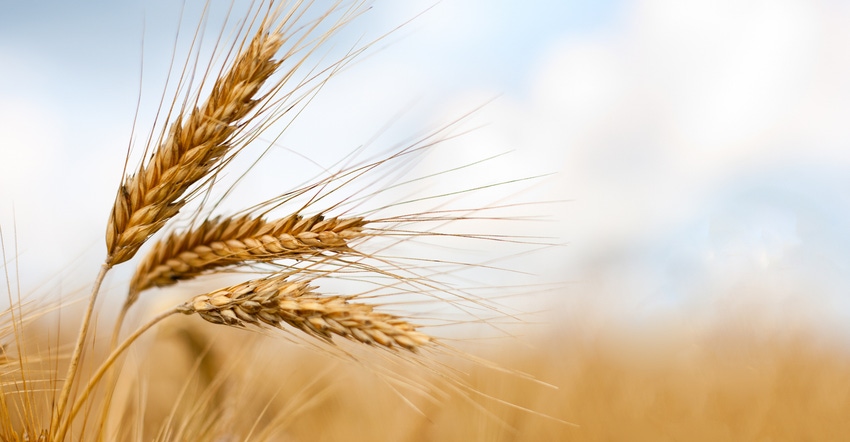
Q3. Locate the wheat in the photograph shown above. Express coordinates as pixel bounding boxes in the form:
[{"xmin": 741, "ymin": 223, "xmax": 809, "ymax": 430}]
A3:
[
  {"xmin": 105, "ymin": 23, "xmax": 287, "ymax": 266},
  {"xmin": 178, "ymin": 276, "xmax": 432, "ymax": 351},
  {"xmin": 52, "ymin": 3, "xmax": 364, "ymax": 438},
  {"xmin": 128, "ymin": 213, "xmax": 366, "ymax": 303},
  {"xmin": 53, "ymin": 16, "xmax": 294, "ymax": 437},
  {"xmin": 4, "ymin": 2, "xmax": 543, "ymax": 440}
]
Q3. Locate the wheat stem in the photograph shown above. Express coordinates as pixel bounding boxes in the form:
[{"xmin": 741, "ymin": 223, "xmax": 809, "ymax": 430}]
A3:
[
  {"xmin": 49, "ymin": 262, "xmax": 110, "ymax": 441},
  {"xmin": 55, "ymin": 306, "xmax": 181, "ymax": 442},
  {"xmin": 93, "ymin": 301, "xmax": 133, "ymax": 439}
]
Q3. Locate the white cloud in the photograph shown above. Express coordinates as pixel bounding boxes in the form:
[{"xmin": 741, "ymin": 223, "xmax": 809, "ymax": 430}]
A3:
[{"xmin": 426, "ymin": 0, "xmax": 850, "ymax": 336}]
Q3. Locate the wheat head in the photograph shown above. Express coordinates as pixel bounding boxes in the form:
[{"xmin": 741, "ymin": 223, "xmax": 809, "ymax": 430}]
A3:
[
  {"xmin": 105, "ymin": 25, "xmax": 287, "ymax": 266},
  {"xmin": 128, "ymin": 213, "xmax": 366, "ymax": 303},
  {"xmin": 177, "ymin": 275, "xmax": 432, "ymax": 351}
]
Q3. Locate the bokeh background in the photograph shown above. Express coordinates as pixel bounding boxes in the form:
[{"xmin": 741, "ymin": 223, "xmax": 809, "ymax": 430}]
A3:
[{"xmin": 2, "ymin": 1, "xmax": 850, "ymax": 438}]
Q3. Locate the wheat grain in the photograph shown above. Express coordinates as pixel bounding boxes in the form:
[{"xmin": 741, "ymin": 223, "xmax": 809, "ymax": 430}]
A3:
[
  {"xmin": 178, "ymin": 275, "xmax": 432, "ymax": 351},
  {"xmin": 128, "ymin": 213, "xmax": 366, "ymax": 303},
  {"xmin": 105, "ymin": 24, "xmax": 288, "ymax": 266}
]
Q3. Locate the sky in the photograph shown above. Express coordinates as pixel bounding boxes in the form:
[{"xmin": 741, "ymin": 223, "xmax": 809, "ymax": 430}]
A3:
[{"xmin": 2, "ymin": 0, "xmax": 850, "ymax": 346}]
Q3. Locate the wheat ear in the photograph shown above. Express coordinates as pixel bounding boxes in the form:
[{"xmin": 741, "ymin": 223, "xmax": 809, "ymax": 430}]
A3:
[
  {"xmin": 105, "ymin": 26, "xmax": 287, "ymax": 266},
  {"xmin": 127, "ymin": 214, "xmax": 366, "ymax": 303},
  {"xmin": 179, "ymin": 276, "xmax": 432, "ymax": 351}
]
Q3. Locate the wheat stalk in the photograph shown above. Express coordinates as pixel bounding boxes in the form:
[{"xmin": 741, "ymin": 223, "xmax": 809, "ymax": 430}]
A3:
[
  {"xmin": 178, "ymin": 276, "xmax": 432, "ymax": 351},
  {"xmin": 128, "ymin": 213, "xmax": 366, "ymax": 303}
]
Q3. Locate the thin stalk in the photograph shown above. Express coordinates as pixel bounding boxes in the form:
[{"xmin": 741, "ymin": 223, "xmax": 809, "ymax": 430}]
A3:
[
  {"xmin": 93, "ymin": 300, "xmax": 133, "ymax": 440},
  {"xmin": 55, "ymin": 306, "xmax": 182, "ymax": 442},
  {"xmin": 50, "ymin": 262, "xmax": 111, "ymax": 440}
]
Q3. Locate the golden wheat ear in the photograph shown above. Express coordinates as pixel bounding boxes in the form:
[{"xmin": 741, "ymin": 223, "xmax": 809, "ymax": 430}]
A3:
[
  {"xmin": 177, "ymin": 275, "xmax": 432, "ymax": 351},
  {"xmin": 105, "ymin": 22, "xmax": 289, "ymax": 266},
  {"xmin": 126, "ymin": 213, "xmax": 366, "ymax": 303}
]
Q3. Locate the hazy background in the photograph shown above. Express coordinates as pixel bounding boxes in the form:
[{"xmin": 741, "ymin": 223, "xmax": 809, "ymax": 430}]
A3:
[{"xmin": 2, "ymin": 0, "xmax": 850, "ymax": 348}]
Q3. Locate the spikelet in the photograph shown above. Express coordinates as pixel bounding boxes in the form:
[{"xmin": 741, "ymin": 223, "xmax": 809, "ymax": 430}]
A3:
[
  {"xmin": 128, "ymin": 213, "xmax": 366, "ymax": 303},
  {"xmin": 105, "ymin": 25, "xmax": 287, "ymax": 265},
  {"xmin": 178, "ymin": 276, "xmax": 432, "ymax": 351}
]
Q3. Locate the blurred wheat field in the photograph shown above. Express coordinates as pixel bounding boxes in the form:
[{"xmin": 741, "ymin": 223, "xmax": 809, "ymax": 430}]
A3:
[
  {"xmin": 3, "ymin": 0, "xmax": 850, "ymax": 441},
  {"xmin": 15, "ymin": 313, "xmax": 844, "ymax": 440}
]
